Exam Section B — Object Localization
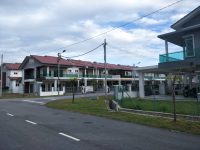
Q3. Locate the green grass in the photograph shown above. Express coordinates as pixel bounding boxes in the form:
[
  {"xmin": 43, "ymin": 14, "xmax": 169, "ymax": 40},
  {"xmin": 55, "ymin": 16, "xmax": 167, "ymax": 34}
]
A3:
[
  {"xmin": 46, "ymin": 96, "xmax": 200, "ymax": 135},
  {"xmin": 120, "ymin": 98, "xmax": 200, "ymax": 116},
  {"xmin": 0, "ymin": 93, "xmax": 40, "ymax": 99}
]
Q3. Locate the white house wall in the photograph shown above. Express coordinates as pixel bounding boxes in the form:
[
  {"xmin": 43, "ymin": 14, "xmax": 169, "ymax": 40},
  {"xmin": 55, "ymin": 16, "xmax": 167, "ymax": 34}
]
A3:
[
  {"xmin": 10, "ymin": 70, "xmax": 22, "ymax": 77},
  {"xmin": 66, "ymin": 67, "xmax": 79, "ymax": 74}
]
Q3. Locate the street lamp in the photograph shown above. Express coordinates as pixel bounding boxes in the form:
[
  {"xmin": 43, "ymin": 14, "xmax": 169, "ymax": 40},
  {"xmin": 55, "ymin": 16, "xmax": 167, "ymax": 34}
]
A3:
[
  {"xmin": 132, "ymin": 62, "xmax": 141, "ymax": 82},
  {"xmin": 57, "ymin": 50, "xmax": 66, "ymax": 96}
]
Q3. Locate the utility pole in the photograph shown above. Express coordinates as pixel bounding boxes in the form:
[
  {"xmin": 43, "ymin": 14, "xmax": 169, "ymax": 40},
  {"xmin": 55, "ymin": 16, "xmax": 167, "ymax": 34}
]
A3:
[
  {"xmin": 57, "ymin": 53, "xmax": 61, "ymax": 96},
  {"xmin": 104, "ymin": 39, "xmax": 107, "ymax": 101},
  {"xmin": 172, "ymin": 74, "xmax": 177, "ymax": 122},
  {"xmin": 0, "ymin": 54, "xmax": 3, "ymax": 97},
  {"xmin": 57, "ymin": 50, "xmax": 66, "ymax": 96}
]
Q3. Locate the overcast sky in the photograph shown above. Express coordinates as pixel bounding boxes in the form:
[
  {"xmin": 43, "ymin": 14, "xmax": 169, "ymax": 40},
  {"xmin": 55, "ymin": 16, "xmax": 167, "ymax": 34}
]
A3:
[{"xmin": 0, "ymin": 0, "xmax": 199, "ymax": 66}]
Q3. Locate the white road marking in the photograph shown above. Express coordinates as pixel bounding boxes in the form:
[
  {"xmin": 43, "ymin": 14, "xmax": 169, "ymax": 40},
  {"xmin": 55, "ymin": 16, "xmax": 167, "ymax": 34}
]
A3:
[
  {"xmin": 42, "ymin": 98, "xmax": 56, "ymax": 101},
  {"xmin": 25, "ymin": 120, "xmax": 37, "ymax": 125},
  {"xmin": 23, "ymin": 100, "xmax": 45, "ymax": 105},
  {"xmin": 59, "ymin": 132, "xmax": 80, "ymax": 142},
  {"xmin": 50, "ymin": 98, "xmax": 56, "ymax": 101},
  {"xmin": 6, "ymin": 113, "xmax": 14, "ymax": 117}
]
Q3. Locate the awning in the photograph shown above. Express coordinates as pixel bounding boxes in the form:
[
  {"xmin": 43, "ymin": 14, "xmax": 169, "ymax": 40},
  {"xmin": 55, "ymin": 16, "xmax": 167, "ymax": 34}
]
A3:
[
  {"xmin": 8, "ymin": 77, "xmax": 22, "ymax": 81},
  {"xmin": 158, "ymin": 25, "xmax": 200, "ymax": 47}
]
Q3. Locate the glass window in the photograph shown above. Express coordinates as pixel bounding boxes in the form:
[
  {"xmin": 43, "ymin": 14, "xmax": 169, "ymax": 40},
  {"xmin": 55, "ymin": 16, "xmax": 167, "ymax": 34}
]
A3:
[
  {"xmin": 60, "ymin": 70, "xmax": 63, "ymax": 77},
  {"xmin": 184, "ymin": 36, "xmax": 194, "ymax": 57},
  {"xmin": 43, "ymin": 68, "xmax": 47, "ymax": 76}
]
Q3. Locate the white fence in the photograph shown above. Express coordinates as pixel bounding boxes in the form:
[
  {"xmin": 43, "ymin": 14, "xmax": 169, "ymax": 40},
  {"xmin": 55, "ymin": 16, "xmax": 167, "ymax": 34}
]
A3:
[{"xmin": 39, "ymin": 86, "xmax": 65, "ymax": 96}]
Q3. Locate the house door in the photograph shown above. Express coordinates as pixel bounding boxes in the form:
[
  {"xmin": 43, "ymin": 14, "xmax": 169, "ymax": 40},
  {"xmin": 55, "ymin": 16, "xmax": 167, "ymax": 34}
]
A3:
[
  {"xmin": 24, "ymin": 82, "xmax": 34, "ymax": 93},
  {"xmin": 29, "ymin": 83, "xmax": 34, "ymax": 93},
  {"xmin": 184, "ymin": 36, "xmax": 195, "ymax": 57}
]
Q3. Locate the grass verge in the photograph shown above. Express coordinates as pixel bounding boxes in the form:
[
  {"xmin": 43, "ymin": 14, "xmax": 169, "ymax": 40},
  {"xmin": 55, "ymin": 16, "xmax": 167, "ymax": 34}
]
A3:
[
  {"xmin": 0, "ymin": 93, "xmax": 40, "ymax": 99},
  {"xmin": 46, "ymin": 96, "xmax": 200, "ymax": 135},
  {"xmin": 120, "ymin": 97, "xmax": 200, "ymax": 116}
]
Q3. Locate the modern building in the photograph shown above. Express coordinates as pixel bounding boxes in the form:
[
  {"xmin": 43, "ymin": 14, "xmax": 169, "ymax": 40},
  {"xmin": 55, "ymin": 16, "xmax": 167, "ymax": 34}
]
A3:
[
  {"xmin": 19, "ymin": 55, "xmax": 135, "ymax": 96},
  {"xmin": 137, "ymin": 6, "xmax": 200, "ymax": 98},
  {"xmin": 2, "ymin": 63, "xmax": 23, "ymax": 93}
]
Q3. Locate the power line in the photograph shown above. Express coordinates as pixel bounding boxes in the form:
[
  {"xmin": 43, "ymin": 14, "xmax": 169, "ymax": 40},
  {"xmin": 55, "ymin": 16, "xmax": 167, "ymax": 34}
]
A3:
[
  {"xmin": 53, "ymin": 0, "xmax": 185, "ymax": 51},
  {"xmin": 61, "ymin": 43, "xmax": 104, "ymax": 59},
  {"xmin": 107, "ymin": 44, "xmax": 158, "ymax": 60}
]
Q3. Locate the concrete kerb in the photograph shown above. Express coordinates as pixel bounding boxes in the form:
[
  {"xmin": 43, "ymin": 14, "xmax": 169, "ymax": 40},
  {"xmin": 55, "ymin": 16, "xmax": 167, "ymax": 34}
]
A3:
[{"xmin": 120, "ymin": 107, "xmax": 200, "ymax": 121}]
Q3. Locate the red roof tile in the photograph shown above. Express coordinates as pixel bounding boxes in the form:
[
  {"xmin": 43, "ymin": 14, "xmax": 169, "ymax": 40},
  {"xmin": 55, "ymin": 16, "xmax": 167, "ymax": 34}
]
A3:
[
  {"xmin": 31, "ymin": 55, "xmax": 133, "ymax": 70},
  {"xmin": 4, "ymin": 63, "xmax": 21, "ymax": 70}
]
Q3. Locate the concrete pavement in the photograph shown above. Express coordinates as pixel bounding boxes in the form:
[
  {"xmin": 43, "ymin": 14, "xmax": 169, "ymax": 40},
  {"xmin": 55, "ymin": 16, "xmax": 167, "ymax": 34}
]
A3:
[{"xmin": 0, "ymin": 98, "xmax": 200, "ymax": 150}]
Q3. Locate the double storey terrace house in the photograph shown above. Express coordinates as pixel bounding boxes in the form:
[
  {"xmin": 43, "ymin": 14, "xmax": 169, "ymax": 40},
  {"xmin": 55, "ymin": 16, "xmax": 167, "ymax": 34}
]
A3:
[
  {"xmin": 137, "ymin": 6, "xmax": 200, "ymax": 98},
  {"xmin": 158, "ymin": 6, "xmax": 200, "ymax": 94},
  {"xmin": 19, "ymin": 55, "xmax": 134, "ymax": 96}
]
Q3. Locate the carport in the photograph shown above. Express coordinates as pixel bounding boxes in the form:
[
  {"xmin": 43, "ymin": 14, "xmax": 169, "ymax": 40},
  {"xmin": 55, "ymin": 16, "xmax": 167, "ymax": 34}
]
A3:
[{"xmin": 135, "ymin": 65, "xmax": 200, "ymax": 98}]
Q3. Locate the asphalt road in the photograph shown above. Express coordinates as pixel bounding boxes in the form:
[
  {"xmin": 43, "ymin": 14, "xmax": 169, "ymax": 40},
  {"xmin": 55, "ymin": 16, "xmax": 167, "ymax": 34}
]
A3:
[{"xmin": 0, "ymin": 97, "xmax": 200, "ymax": 150}]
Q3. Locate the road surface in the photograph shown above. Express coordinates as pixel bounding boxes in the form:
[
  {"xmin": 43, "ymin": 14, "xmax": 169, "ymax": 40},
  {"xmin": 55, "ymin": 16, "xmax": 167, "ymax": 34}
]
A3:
[{"xmin": 0, "ymin": 96, "xmax": 199, "ymax": 150}]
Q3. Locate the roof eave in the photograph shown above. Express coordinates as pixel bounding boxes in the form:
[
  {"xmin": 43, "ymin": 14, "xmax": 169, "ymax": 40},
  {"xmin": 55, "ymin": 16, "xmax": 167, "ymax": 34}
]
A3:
[{"xmin": 171, "ymin": 6, "xmax": 200, "ymax": 30}]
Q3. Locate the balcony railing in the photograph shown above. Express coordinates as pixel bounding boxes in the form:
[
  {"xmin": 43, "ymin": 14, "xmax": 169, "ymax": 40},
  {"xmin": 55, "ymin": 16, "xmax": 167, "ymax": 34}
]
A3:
[
  {"xmin": 38, "ymin": 74, "xmax": 113, "ymax": 79},
  {"xmin": 159, "ymin": 51, "xmax": 184, "ymax": 63}
]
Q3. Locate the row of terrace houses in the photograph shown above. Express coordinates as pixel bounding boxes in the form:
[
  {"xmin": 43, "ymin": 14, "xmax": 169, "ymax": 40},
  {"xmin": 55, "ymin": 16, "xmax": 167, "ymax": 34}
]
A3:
[
  {"xmin": 19, "ymin": 55, "xmax": 135, "ymax": 96},
  {"xmin": 1, "ymin": 55, "xmax": 165, "ymax": 96}
]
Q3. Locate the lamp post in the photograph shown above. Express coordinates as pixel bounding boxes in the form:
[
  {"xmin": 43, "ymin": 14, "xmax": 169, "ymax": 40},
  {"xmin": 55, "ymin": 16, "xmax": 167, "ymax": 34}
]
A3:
[
  {"xmin": 132, "ymin": 62, "xmax": 141, "ymax": 89},
  {"xmin": 57, "ymin": 50, "xmax": 66, "ymax": 96}
]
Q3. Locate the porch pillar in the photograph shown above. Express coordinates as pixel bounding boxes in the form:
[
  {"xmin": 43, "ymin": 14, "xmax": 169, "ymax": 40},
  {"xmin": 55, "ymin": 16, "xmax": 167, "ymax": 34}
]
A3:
[
  {"xmin": 84, "ymin": 68, "xmax": 87, "ymax": 77},
  {"xmin": 103, "ymin": 79, "xmax": 106, "ymax": 87},
  {"xmin": 77, "ymin": 80, "xmax": 80, "ymax": 91},
  {"xmin": 118, "ymin": 79, "xmax": 121, "ymax": 85},
  {"xmin": 77, "ymin": 80, "xmax": 80, "ymax": 87},
  {"xmin": 93, "ymin": 69, "xmax": 95, "ymax": 75},
  {"xmin": 95, "ymin": 68, "xmax": 98, "ymax": 76},
  {"xmin": 84, "ymin": 79, "xmax": 87, "ymax": 87},
  {"xmin": 54, "ymin": 80, "xmax": 57, "ymax": 91},
  {"xmin": 183, "ymin": 74, "xmax": 187, "ymax": 85},
  {"xmin": 139, "ymin": 72, "xmax": 145, "ymax": 98},
  {"xmin": 34, "ymin": 68, "xmax": 37, "ymax": 94},
  {"xmin": 167, "ymin": 73, "xmax": 172, "ymax": 94},
  {"xmin": 47, "ymin": 66, "xmax": 49, "ymax": 76},
  {"xmin": 22, "ymin": 70, "xmax": 25, "ymax": 94},
  {"xmin": 165, "ymin": 40, "xmax": 169, "ymax": 62}
]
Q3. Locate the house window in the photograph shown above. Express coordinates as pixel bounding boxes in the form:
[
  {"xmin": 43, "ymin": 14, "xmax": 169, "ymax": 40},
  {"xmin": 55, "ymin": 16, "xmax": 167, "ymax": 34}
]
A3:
[
  {"xmin": 184, "ymin": 36, "xmax": 195, "ymax": 57},
  {"xmin": 14, "ymin": 72, "xmax": 18, "ymax": 75},
  {"xmin": 125, "ymin": 71, "xmax": 131, "ymax": 76},
  {"xmin": 16, "ymin": 83, "xmax": 19, "ymax": 86},
  {"xmin": 60, "ymin": 70, "xmax": 63, "ymax": 77},
  {"xmin": 43, "ymin": 68, "xmax": 47, "ymax": 76}
]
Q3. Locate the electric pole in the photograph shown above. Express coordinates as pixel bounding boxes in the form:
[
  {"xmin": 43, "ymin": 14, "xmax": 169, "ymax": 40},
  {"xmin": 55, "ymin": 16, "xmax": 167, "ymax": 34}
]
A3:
[
  {"xmin": 0, "ymin": 54, "xmax": 3, "ymax": 97},
  {"xmin": 104, "ymin": 39, "xmax": 107, "ymax": 101},
  {"xmin": 57, "ymin": 53, "xmax": 61, "ymax": 96}
]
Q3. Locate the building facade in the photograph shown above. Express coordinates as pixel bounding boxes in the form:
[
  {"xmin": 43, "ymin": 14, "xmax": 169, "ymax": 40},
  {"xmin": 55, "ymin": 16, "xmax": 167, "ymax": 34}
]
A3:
[
  {"xmin": 19, "ymin": 55, "xmax": 134, "ymax": 96},
  {"xmin": 2, "ymin": 63, "xmax": 23, "ymax": 93},
  {"xmin": 137, "ymin": 6, "xmax": 200, "ymax": 98}
]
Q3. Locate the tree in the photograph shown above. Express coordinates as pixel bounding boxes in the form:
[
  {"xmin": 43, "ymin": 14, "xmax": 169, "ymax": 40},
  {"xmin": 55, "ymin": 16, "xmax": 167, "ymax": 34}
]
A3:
[{"xmin": 167, "ymin": 73, "xmax": 181, "ymax": 122}]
